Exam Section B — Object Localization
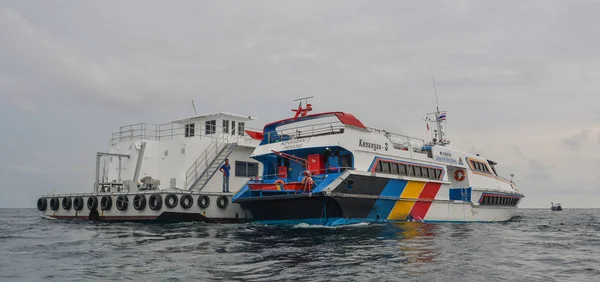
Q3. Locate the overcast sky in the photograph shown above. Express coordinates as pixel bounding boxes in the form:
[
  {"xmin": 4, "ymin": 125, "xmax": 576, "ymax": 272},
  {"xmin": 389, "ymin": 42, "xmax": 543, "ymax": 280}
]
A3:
[{"xmin": 1, "ymin": 1, "xmax": 599, "ymax": 208}]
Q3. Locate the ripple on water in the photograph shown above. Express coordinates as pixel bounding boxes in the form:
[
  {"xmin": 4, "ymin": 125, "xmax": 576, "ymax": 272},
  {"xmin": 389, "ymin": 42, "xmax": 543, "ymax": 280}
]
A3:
[{"xmin": 1, "ymin": 209, "xmax": 600, "ymax": 281}]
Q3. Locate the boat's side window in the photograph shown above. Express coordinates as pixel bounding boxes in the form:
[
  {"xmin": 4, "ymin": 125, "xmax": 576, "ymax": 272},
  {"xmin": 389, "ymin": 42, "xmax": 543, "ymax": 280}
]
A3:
[
  {"xmin": 376, "ymin": 161, "xmax": 383, "ymax": 173},
  {"xmin": 493, "ymin": 197, "xmax": 498, "ymax": 205},
  {"xmin": 382, "ymin": 162, "xmax": 391, "ymax": 174},
  {"xmin": 422, "ymin": 167, "xmax": 429, "ymax": 178},
  {"xmin": 390, "ymin": 162, "xmax": 399, "ymax": 174},
  {"xmin": 428, "ymin": 168, "xmax": 435, "ymax": 179},
  {"xmin": 398, "ymin": 164, "xmax": 407, "ymax": 176},
  {"xmin": 407, "ymin": 165, "xmax": 414, "ymax": 176},
  {"xmin": 414, "ymin": 166, "xmax": 422, "ymax": 177}
]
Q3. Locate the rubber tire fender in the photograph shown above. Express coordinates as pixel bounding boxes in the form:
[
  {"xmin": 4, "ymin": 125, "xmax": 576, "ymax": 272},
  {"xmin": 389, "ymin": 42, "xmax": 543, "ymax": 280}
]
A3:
[
  {"xmin": 149, "ymin": 194, "xmax": 163, "ymax": 211},
  {"xmin": 180, "ymin": 194, "xmax": 193, "ymax": 209},
  {"xmin": 37, "ymin": 198, "xmax": 47, "ymax": 211},
  {"xmin": 198, "ymin": 195, "xmax": 210, "ymax": 209},
  {"xmin": 216, "ymin": 195, "xmax": 229, "ymax": 209}
]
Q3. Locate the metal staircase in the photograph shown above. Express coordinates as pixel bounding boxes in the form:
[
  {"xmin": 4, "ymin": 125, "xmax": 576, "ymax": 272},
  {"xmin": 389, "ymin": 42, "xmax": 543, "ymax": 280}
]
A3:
[{"xmin": 186, "ymin": 138, "xmax": 238, "ymax": 191}]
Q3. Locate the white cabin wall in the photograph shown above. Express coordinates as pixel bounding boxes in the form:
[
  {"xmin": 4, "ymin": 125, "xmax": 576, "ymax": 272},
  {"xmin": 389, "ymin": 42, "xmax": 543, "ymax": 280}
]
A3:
[
  {"xmin": 105, "ymin": 133, "xmax": 259, "ymax": 191},
  {"xmin": 201, "ymin": 146, "xmax": 262, "ymax": 193}
]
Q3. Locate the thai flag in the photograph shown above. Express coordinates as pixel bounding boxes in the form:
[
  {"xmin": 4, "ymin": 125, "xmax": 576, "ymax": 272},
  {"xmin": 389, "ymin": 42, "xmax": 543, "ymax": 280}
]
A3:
[{"xmin": 436, "ymin": 112, "xmax": 447, "ymax": 121}]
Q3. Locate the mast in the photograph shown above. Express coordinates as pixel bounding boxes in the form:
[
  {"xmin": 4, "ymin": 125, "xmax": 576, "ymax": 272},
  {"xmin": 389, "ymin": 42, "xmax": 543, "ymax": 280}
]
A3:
[{"xmin": 425, "ymin": 73, "xmax": 450, "ymax": 146}]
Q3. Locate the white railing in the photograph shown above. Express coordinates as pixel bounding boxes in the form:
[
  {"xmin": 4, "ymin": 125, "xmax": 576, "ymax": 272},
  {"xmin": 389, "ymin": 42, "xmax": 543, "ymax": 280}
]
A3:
[
  {"xmin": 110, "ymin": 123, "xmax": 261, "ymax": 146},
  {"xmin": 368, "ymin": 127, "xmax": 425, "ymax": 151},
  {"xmin": 249, "ymin": 167, "xmax": 355, "ymax": 182},
  {"xmin": 264, "ymin": 121, "xmax": 345, "ymax": 144},
  {"xmin": 185, "ymin": 135, "xmax": 235, "ymax": 190}
]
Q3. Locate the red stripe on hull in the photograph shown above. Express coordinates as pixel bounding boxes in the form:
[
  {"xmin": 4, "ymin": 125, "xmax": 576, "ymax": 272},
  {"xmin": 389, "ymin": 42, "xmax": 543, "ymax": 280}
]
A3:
[
  {"xmin": 410, "ymin": 182, "xmax": 441, "ymax": 220},
  {"xmin": 418, "ymin": 182, "xmax": 441, "ymax": 199},
  {"xmin": 410, "ymin": 202, "xmax": 433, "ymax": 221}
]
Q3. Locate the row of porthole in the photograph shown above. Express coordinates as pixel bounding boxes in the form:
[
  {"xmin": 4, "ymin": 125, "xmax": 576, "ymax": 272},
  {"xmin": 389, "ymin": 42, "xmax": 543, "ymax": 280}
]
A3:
[{"xmin": 37, "ymin": 194, "xmax": 229, "ymax": 212}]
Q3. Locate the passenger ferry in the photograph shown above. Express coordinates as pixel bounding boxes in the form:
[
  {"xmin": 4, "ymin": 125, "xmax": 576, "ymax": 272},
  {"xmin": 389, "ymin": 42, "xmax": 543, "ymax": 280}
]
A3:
[
  {"xmin": 232, "ymin": 98, "xmax": 524, "ymax": 225},
  {"xmin": 36, "ymin": 112, "xmax": 263, "ymax": 222}
]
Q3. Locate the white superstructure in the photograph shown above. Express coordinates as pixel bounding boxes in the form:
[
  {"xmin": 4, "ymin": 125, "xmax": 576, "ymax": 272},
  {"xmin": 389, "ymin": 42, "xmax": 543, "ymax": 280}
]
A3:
[{"xmin": 37, "ymin": 112, "xmax": 263, "ymax": 222}]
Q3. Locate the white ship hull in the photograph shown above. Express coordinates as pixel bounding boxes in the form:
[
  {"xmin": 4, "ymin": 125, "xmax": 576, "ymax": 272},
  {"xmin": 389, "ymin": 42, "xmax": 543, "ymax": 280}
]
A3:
[{"xmin": 39, "ymin": 191, "xmax": 252, "ymax": 223}]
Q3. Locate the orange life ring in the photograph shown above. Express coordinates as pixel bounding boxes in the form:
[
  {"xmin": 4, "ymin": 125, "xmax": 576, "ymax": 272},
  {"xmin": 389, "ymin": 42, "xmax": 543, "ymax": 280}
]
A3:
[
  {"xmin": 454, "ymin": 169, "xmax": 465, "ymax": 181},
  {"xmin": 274, "ymin": 180, "xmax": 285, "ymax": 191}
]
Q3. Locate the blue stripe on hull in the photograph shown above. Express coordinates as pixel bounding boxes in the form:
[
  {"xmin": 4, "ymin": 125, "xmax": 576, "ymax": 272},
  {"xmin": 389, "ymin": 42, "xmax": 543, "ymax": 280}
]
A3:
[
  {"xmin": 255, "ymin": 217, "xmax": 517, "ymax": 226},
  {"xmin": 366, "ymin": 180, "xmax": 407, "ymax": 220}
]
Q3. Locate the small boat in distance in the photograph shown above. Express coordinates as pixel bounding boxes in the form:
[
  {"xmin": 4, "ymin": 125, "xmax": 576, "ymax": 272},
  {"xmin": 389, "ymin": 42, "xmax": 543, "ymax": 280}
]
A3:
[{"xmin": 551, "ymin": 202, "xmax": 562, "ymax": 211}]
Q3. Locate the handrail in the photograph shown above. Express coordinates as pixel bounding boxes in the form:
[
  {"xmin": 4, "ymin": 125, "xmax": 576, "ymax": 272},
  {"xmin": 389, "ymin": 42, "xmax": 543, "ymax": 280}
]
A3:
[
  {"xmin": 110, "ymin": 123, "xmax": 261, "ymax": 146},
  {"xmin": 248, "ymin": 167, "xmax": 355, "ymax": 182},
  {"xmin": 264, "ymin": 121, "xmax": 345, "ymax": 144},
  {"xmin": 185, "ymin": 134, "xmax": 237, "ymax": 190},
  {"xmin": 367, "ymin": 127, "xmax": 425, "ymax": 149}
]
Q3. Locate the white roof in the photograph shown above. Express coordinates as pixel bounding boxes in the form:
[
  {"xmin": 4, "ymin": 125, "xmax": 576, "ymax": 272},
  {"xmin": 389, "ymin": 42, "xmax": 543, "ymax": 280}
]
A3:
[{"xmin": 170, "ymin": 112, "xmax": 256, "ymax": 124}]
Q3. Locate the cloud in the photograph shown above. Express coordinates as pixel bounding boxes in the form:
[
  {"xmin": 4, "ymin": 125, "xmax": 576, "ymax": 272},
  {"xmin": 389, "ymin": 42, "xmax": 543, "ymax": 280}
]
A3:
[
  {"xmin": 2, "ymin": 1, "xmax": 600, "ymax": 208},
  {"xmin": 8, "ymin": 164, "xmax": 43, "ymax": 175},
  {"xmin": 511, "ymin": 146, "xmax": 525, "ymax": 158},
  {"xmin": 560, "ymin": 130, "xmax": 590, "ymax": 151},
  {"xmin": 32, "ymin": 151, "xmax": 47, "ymax": 160}
]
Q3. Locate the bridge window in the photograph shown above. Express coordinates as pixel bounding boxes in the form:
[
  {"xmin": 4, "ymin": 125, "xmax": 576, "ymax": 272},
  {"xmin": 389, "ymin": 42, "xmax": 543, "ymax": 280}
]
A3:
[
  {"xmin": 185, "ymin": 123, "xmax": 195, "ymax": 137},
  {"xmin": 470, "ymin": 159, "xmax": 493, "ymax": 175},
  {"xmin": 205, "ymin": 120, "xmax": 216, "ymax": 135},
  {"xmin": 235, "ymin": 161, "xmax": 259, "ymax": 177},
  {"xmin": 238, "ymin": 122, "xmax": 245, "ymax": 136},
  {"xmin": 223, "ymin": 120, "xmax": 229, "ymax": 134}
]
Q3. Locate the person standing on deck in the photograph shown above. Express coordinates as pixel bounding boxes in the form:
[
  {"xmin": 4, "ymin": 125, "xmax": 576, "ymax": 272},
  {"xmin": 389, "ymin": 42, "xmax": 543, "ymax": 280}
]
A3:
[{"xmin": 219, "ymin": 159, "xmax": 231, "ymax": 193}]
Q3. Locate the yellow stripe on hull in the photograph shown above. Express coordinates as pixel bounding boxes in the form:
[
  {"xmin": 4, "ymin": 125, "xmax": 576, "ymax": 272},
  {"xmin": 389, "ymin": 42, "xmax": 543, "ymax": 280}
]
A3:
[
  {"xmin": 387, "ymin": 200, "xmax": 415, "ymax": 220},
  {"xmin": 400, "ymin": 181, "xmax": 426, "ymax": 199},
  {"xmin": 387, "ymin": 181, "xmax": 427, "ymax": 220}
]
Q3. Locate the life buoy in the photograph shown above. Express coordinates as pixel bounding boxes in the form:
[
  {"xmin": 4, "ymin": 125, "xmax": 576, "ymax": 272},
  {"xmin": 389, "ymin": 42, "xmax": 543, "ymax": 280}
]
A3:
[
  {"xmin": 101, "ymin": 195, "xmax": 112, "ymax": 210},
  {"xmin": 37, "ymin": 197, "xmax": 47, "ymax": 211},
  {"xmin": 198, "ymin": 195, "xmax": 210, "ymax": 209},
  {"xmin": 274, "ymin": 180, "xmax": 286, "ymax": 191},
  {"xmin": 50, "ymin": 197, "xmax": 60, "ymax": 211},
  {"xmin": 133, "ymin": 194, "xmax": 146, "ymax": 210},
  {"xmin": 73, "ymin": 197, "xmax": 84, "ymax": 211},
  {"xmin": 62, "ymin": 197, "xmax": 72, "ymax": 210},
  {"xmin": 165, "ymin": 194, "xmax": 178, "ymax": 209},
  {"xmin": 149, "ymin": 194, "xmax": 162, "ymax": 210},
  {"xmin": 116, "ymin": 195, "xmax": 128, "ymax": 211},
  {"xmin": 180, "ymin": 194, "xmax": 193, "ymax": 209},
  {"xmin": 87, "ymin": 196, "xmax": 98, "ymax": 210},
  {"xmin": 217, "ymin": 195, "xmax": 228, "ymax": 209},
  {"xmin": 454, "ymin": 169, "xmax": 466, "ymax": 182}
]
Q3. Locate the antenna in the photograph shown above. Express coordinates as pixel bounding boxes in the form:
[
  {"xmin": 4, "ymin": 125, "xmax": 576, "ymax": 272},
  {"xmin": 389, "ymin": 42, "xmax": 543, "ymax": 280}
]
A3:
[
  {"xmin": 426, "ymin": 58, "xmax": 449, "ymax": 146},
  {"xmin": 294, "ymin": 96, "xmax": 314, "ymax": 104},
  {"xmin": 291, "ymin": 96, "xmax": 314, "ymax": 118},
  {"xmin": 191, "ymin": 100, "xmax": 197, "ymax": 115}
]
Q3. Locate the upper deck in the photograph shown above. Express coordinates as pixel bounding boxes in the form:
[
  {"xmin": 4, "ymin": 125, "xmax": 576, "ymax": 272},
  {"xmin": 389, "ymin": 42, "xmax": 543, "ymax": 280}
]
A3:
[{"xmin": 110, "ymin": 112, "xmax": 261, "ymax": 147}]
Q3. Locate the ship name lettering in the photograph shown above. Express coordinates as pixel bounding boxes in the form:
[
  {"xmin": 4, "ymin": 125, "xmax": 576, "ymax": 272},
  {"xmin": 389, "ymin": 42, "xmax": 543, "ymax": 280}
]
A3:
[{"xmin": 359, "ymin": 139, "xmax": 387, "ymax": 151}]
